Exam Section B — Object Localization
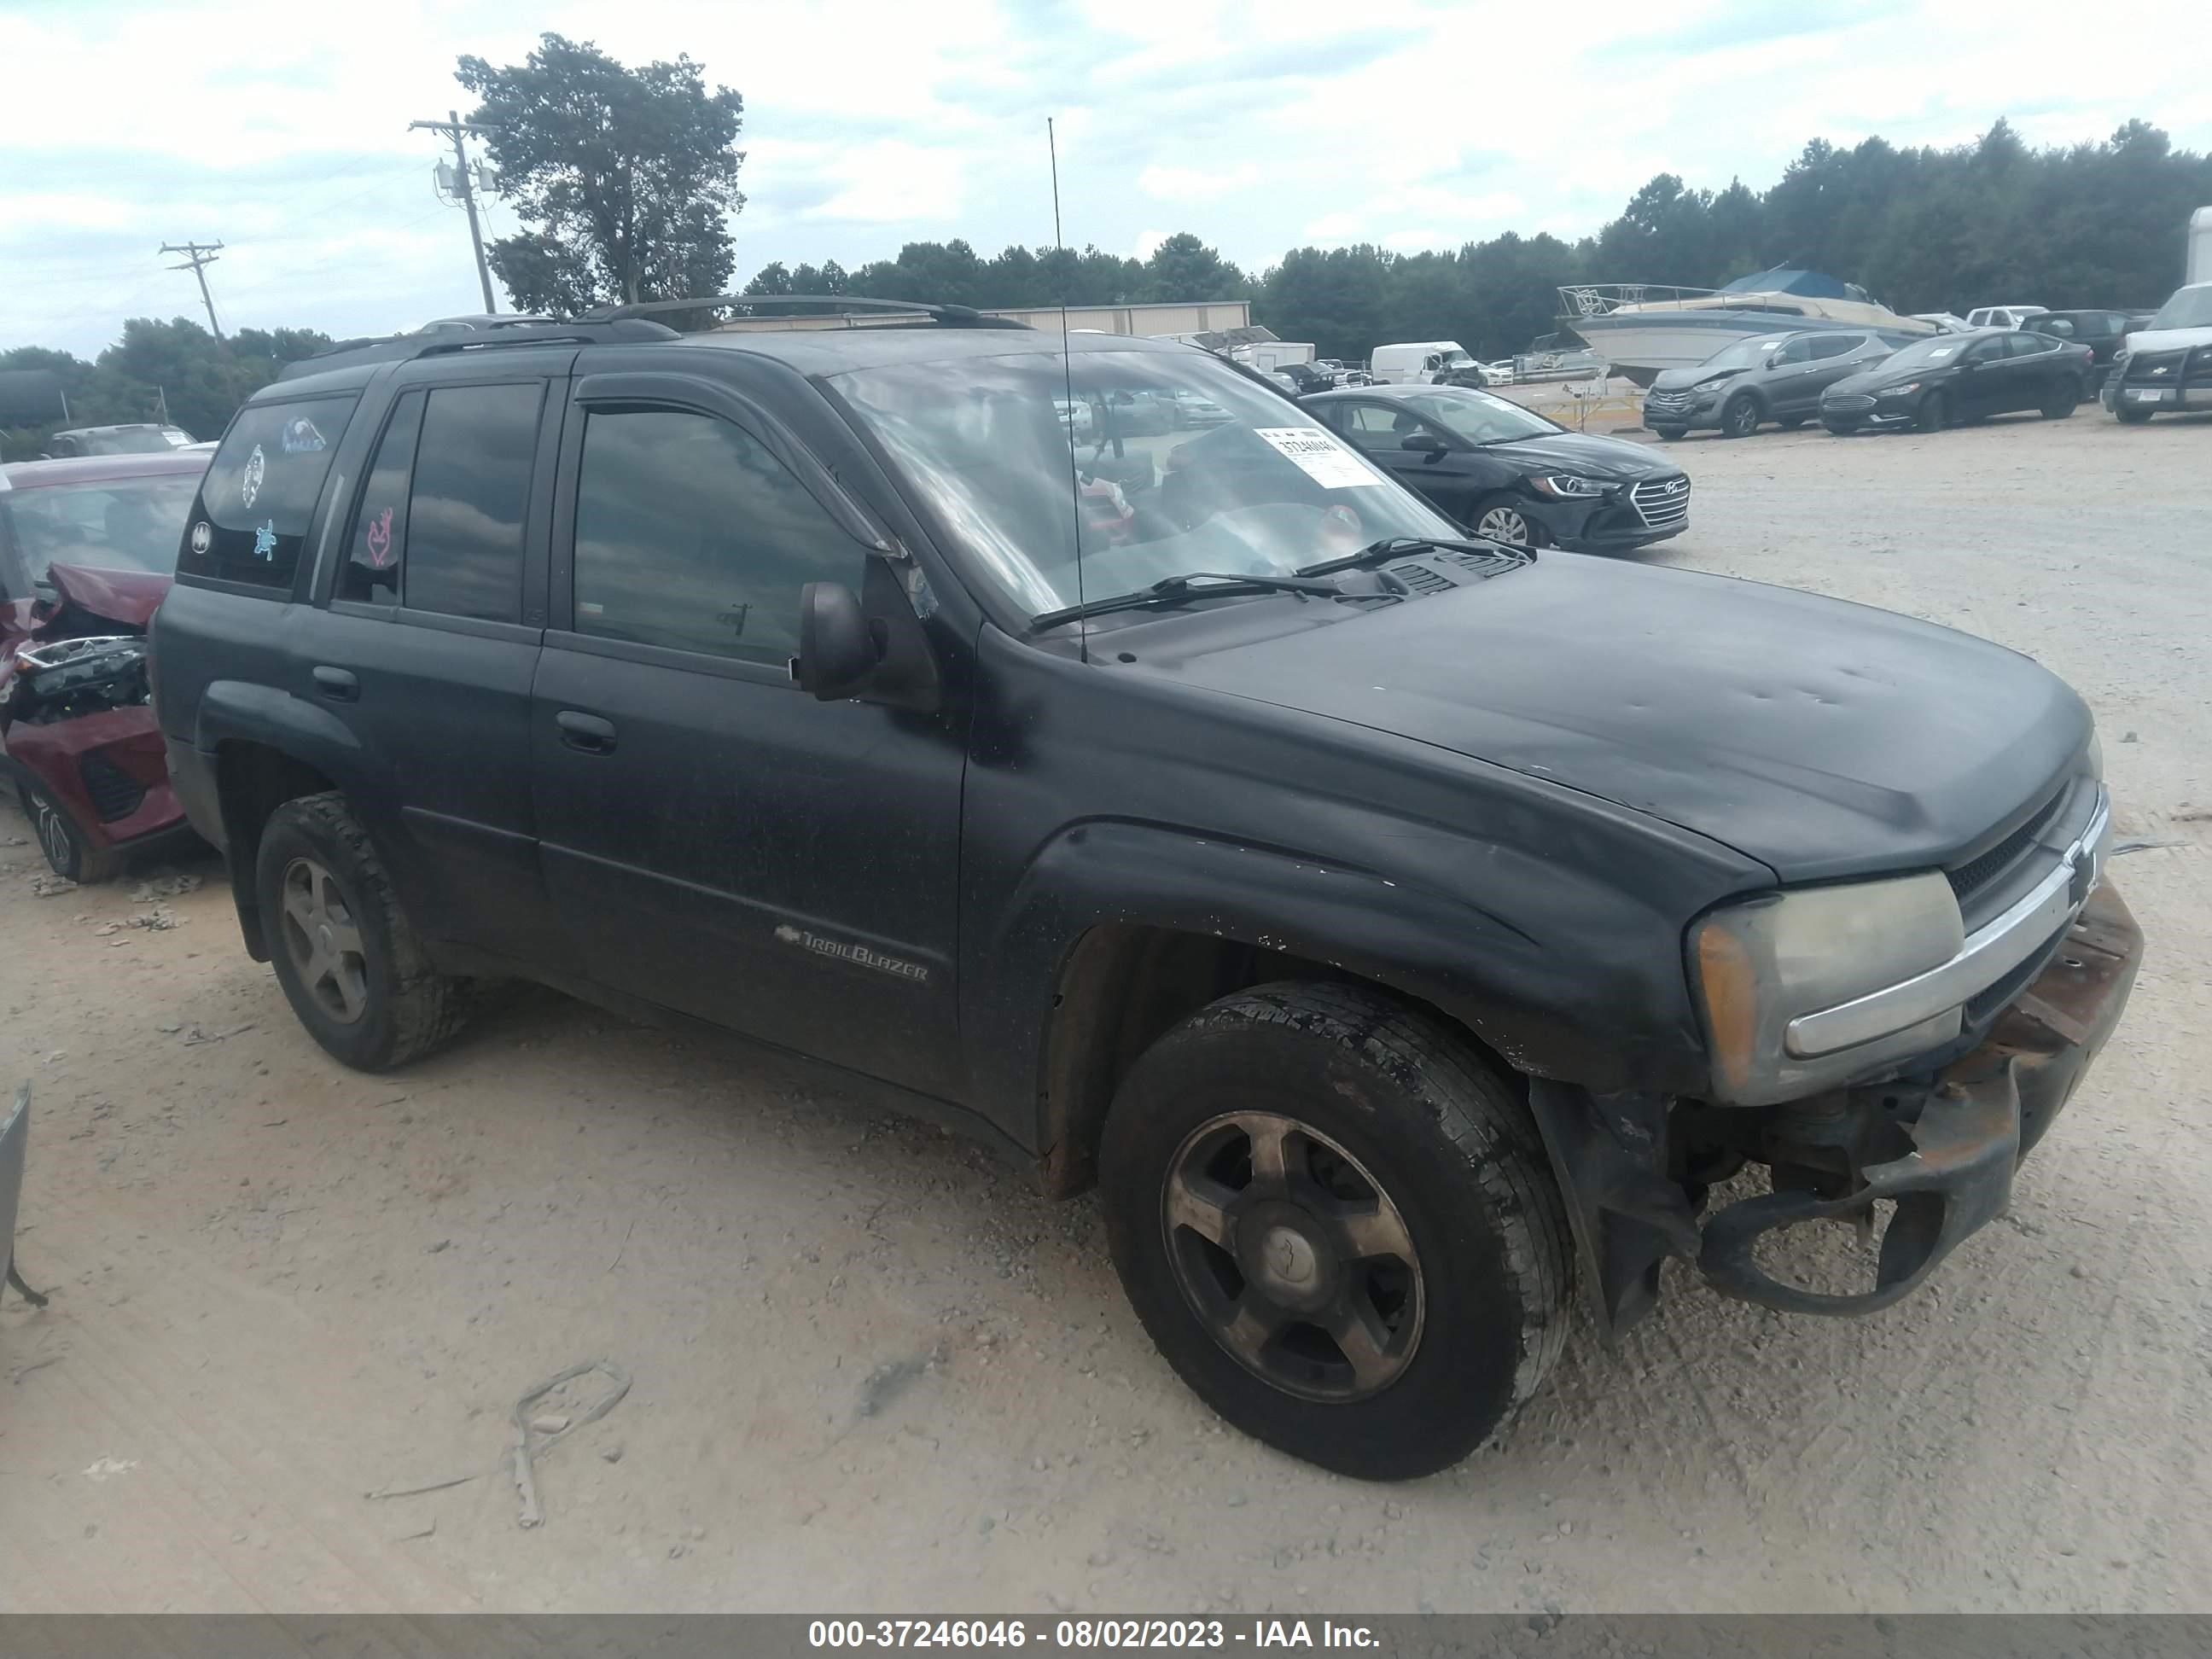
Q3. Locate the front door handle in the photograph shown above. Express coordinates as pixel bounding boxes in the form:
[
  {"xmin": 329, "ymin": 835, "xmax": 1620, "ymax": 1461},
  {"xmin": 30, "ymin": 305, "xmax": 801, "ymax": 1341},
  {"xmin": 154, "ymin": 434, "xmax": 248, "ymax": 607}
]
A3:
[
  {"xmin": 555, "ymin": 710, "xmax": 618, "ymax": 754},
  {"xmin": 312, "ymin": 666, "xmax": 359, "ymax": 701}
]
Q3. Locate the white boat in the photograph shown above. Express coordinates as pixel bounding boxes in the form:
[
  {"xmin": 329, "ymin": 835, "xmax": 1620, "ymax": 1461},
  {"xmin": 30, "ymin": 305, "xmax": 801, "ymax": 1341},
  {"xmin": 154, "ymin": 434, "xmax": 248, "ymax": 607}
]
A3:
[{"xmin": 1557, "ymin": 269, "xmax": 1936, "ymax": 386}]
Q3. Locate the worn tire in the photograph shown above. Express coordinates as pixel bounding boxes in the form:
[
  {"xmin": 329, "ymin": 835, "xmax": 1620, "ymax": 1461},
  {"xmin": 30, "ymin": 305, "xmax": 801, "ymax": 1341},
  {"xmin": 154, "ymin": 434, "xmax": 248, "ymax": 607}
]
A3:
[
  {"xmin": 254, "ymin": 791, "xmax": 469, "ymax": 1071},
  {"xmin": 20, "ymin": 779, "xmax": 123, "ymax": 884},
  {"xmin": 1719, "ymin": 393, "xmax": 1761, "ymax": 438},
  {"xmin": 1099, "ymin": 981, "xmax": 1572, "ymax": 1481}
]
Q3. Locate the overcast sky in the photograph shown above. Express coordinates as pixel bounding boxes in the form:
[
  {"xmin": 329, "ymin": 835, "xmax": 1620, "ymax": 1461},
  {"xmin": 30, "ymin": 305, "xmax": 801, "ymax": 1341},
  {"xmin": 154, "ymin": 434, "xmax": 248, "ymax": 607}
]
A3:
[{"xmin": 5, "ymin": 0, "xmax": 2209, "ymax": 358}]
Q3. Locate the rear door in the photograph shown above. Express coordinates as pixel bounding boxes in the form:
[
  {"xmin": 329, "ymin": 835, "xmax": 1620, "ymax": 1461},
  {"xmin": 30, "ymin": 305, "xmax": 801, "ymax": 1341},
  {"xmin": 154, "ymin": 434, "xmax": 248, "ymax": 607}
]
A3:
[
  {"xmin": 2003, "ymin": 330, "xmax": 2061, "ymax": 409},
  {"xmin": 529, "ymin": 370, "xmax": 965, "ymax": 1095},
  {"xmin": 1793, "ymin": 335, "xmax": 1870, "ymax": 410},
  {"xmin": 1328, "ymin": 400, "xmax": 1477, "ymax": 517},
  {"xmin": 307, "ymin": 353, "xmax": 568, "ymax": 967}
]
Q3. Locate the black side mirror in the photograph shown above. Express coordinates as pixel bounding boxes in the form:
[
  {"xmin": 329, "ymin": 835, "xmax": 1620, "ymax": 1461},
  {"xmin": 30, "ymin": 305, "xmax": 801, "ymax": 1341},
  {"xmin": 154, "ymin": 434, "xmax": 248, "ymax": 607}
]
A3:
[
  {"xmin": 793, "ymin": 581, "xmax": 881, "ymax": 701},
  {"xmin": 1399, "ymin": 432, "xmax": 1450, "ymax": 459}
]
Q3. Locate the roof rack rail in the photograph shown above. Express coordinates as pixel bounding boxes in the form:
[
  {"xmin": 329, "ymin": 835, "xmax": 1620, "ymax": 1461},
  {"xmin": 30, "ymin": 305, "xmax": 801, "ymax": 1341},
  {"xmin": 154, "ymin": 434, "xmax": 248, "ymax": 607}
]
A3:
[
  {"xmin": 577, "ymin": 294, "xmax": 1034, "ymax": 330},
  {"xmin": 276, "ymin": 318, "xmax": 681, "ymax": 381}
]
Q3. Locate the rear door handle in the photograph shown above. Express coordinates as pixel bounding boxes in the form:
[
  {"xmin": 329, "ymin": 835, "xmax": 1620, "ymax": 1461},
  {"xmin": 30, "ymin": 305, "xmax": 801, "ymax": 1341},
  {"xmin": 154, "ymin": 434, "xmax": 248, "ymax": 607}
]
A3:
[
  {"xmin": 312, "ymin": 666, "xmax": 359, "ymax": 701},
  {"xmin": 555, "ymin": 710, "xmax": 618, "ymax": 754}
]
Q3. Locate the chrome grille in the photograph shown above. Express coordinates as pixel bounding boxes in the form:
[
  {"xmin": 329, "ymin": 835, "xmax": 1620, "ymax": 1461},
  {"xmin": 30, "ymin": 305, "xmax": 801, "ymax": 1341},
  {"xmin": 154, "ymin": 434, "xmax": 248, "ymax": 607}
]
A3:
[
  {"xmin": 1824, "ymin": 393, "xmax": 1877, "ymax": 411},
  {"xmin": 1643, "ymin": 391, "xmax": 1694, "ymax": 416},
  {"xmin": 1629, "ymin": 475, "xmax": 1691, "ymax": 528},
  {"xmin": 1946, "ymin": 789, "xmax": 2064, "ymax": 905}
]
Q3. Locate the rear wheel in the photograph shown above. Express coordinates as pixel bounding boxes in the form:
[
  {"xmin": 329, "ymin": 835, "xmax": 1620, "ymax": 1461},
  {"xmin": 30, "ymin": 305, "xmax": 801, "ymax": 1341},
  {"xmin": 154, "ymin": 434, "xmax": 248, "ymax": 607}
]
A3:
[
  {"xmin": 1720, "ymin": 394, "xmax": 1761, "ymax": 439},
  {"xmin": 255, "ymin": 792, "xmax": 469, "ymax": 1071},
  {"xmin": 2041, "ymin": 378, "xmax": 2081, "ymax": 419},
  {"xmin": 1916, "ymin": 390, "xmax": 1950, "ymax": 433},
  {"xmin": 18, "ymin": 780, "xmax": 123, "ymax": 884},
  {"xmin": 1099, "ymin": 982, "xmax": 1573, "ymax": 1481},
  {"xmin": 1471, "ymin": 496, "xmax": 1540, "ymax": 548}
]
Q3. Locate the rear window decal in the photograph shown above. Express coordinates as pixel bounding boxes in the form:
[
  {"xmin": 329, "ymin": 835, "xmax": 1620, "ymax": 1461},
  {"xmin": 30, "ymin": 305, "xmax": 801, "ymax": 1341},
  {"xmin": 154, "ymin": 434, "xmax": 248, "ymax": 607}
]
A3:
[
  {"xmin": 280, "ymin": 417, "xmax": 328, "ymax": 455},
  {"xmin": 364, "ymin": 507, "xmax": 395, "ymax": 568},
  {"xmin": 1253, "ymin": 426, "xmax": 1379, "ymax": 490},
  {"xmin": 253, "ymin": 520, "xmax": 276, "ymax": 561},
  {"xmin": 241, "ymin": 444, "xmax": 265, "ymax": 509}
]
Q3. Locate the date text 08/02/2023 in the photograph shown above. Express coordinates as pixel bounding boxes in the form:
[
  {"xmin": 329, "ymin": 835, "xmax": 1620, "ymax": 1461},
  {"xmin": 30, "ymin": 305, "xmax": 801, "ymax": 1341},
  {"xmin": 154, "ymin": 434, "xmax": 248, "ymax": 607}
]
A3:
[{"xmin": 807, "ymin": 1620, "xmax": 1382, "ymax": 1650}]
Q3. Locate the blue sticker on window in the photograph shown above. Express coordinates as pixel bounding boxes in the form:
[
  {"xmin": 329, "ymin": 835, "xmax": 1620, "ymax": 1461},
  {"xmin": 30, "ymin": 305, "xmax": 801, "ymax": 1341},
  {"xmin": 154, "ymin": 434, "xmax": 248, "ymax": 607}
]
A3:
[{"xmin": 253, "ymin": 520, "xmax": 277, "ymax": 561}]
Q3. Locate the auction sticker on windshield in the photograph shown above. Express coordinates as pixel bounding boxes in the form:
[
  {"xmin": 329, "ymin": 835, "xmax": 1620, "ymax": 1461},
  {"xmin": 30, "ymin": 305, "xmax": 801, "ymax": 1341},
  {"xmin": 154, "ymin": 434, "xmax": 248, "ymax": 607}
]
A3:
[{"xmin": 1254, "ymin": 427, "xmax": 1377, "ymax": 490}]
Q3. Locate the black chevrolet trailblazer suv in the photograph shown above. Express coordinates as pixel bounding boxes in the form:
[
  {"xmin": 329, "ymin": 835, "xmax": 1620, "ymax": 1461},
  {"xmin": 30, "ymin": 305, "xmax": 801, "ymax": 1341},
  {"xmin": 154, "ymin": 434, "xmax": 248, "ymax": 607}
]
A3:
[{"xmin": 151, "ymin": 300, "xmax": 2142, "ymax": 1481}]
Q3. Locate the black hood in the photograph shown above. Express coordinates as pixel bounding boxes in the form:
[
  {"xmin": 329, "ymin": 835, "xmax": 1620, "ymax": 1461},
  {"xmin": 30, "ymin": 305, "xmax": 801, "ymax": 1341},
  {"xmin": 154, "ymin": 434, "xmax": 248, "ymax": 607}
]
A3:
[
  {"xmin": 1484, "ymin": 431, "xmax": 1678, "ymax": 482},
  {"xmin": 1159, "ymin": 554, "xmax": 2087, "ymax": 882},
  {"xmin": 1650, "ymin": 364, "xmax": 1743, "ymax": 393}
]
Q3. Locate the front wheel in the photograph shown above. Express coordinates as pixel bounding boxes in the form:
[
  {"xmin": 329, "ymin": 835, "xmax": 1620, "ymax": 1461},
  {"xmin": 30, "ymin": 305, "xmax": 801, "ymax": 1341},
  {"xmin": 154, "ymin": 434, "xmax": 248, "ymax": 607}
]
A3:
[
  {"xmin": 1917, "ymin": 390, "xmax": 1950, "ymax": 433},
  {"xmin": 1650, "ymin": 425, "xmax": 1688, "ymax": 441},
  {"xmin": 19, "ymin": 780, "xmax": 123, "ymax": 884},
  {"xmin": 1099, "ymin": 982, "xmax": 1573, "ymax": 1481},
  {"xmin": 2114, "ymin": 402, "xmax": 2154, "ymax": 424},
  {"xmin": 2041, "ymin": 379, "xmax": 2081, "ymax": 419},
  {"xmin": 1720, "ymin": 394, "xmax": 1761, "ymax": 439},
  {"xmin": 1470, "ymin": 495, "xmax": 1541, "ymax": 548},
  {"xmin": 254, "ymin": 792, "xmax": 469, "ymax": 1071}
]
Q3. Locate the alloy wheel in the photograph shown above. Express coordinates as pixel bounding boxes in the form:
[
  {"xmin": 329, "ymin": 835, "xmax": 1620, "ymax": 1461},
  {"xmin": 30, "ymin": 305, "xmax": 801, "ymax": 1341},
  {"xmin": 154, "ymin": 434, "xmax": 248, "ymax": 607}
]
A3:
[
  {"xmin": 279, "ymin": 856, "xmax": 370, "ymax": 1023},
  {"xmin": 1161, "ymin": 1111, "xmax": 1425, "ymax": 1403},
  {"xmin": 1476, "ymin": 505, "xmax": 1533, "ymax": 546},
  {"xmin": 32, "ymin": 796, "xmax": 73, "ymax": 874}
]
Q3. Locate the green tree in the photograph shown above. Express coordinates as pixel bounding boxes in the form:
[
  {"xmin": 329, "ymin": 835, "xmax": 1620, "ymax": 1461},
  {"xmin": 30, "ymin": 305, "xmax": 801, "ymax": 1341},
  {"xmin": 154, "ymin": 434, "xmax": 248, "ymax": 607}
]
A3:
[
  {"xmin": 457, "ymin": 32, "xmax": 746, "ymax": 312},
  {"xmin": 1140, "ymin": 233, "xmax": 1246, "ymax": 303}
]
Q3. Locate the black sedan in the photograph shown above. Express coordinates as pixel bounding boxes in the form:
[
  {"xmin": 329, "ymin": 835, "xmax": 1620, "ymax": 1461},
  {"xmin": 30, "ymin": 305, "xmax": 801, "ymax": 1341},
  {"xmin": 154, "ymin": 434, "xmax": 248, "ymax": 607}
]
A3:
[
  {"xmin": 1819, "ymin": 329, "xmax": 2097, "ymax": 434},
  {"xmin": 1300, "ymin": 383, "xmax": 1689, "ymax": 551}
]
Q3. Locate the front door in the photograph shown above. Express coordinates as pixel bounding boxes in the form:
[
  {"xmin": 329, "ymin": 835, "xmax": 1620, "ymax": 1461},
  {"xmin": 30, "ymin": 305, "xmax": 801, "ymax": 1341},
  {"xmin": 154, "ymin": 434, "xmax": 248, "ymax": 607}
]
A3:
[
  {"xmin": 531, "ymin": 382, "xmax": 966, "ymax": 1096},
  {"xmin": 1330, "ymin": 401, "xmax": 1474, "ymax": 520},
  {"xmin": 1789, "ymin": 335, "xmax": 1869, "ymax": 413}
]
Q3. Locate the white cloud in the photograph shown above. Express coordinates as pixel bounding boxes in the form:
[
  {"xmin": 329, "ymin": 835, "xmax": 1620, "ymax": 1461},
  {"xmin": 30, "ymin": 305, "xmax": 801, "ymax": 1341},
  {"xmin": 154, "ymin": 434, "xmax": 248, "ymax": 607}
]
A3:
[
  {"xmin": 4, "ymin": 0, "xmax": 2209, "ymax": 356},
  {"xmin": 1132, "ymin": 229, "xmax": 1170, "ymax": 259},
  {"xmin": 1139, "ymin": 164, "xmax": 1261, "ymax": 204}
]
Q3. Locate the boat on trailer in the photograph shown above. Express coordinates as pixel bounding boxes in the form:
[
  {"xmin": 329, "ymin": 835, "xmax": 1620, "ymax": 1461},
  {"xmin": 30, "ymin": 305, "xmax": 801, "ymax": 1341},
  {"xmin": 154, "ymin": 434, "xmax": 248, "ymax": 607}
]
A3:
[{"xmin": 1557, "ymin": 268, "xmax": 1936, "ymax": 386}]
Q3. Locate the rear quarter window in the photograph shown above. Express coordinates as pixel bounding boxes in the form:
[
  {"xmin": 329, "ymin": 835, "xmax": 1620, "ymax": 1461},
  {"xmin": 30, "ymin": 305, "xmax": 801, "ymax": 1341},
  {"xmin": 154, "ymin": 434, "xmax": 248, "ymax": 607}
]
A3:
[{"xmin": 178, "ymin": 395, "xmax": 354, "ymax": 591}]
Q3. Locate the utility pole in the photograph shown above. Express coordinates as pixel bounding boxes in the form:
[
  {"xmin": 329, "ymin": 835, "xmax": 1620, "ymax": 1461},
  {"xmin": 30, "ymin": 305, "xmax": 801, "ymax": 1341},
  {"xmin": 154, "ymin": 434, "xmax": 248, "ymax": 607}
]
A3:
[
  {"xmin": 159, "ymin": 241, "xmax": 224, "ymax": 339},
  {"xmin": 410, "ymin": 110, "xmax": 498, "ymax": 312}
]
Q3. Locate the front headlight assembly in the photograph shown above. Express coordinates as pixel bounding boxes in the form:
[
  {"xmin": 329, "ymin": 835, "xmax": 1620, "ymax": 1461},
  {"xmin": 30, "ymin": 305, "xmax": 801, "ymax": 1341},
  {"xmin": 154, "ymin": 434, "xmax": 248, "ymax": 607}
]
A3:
[
  {"xmin": 1691, "ymin": 872, "xmax": 1965, "ymax": 1105},
  {"xmin": 1531, "ymin": 474, "xmax": 1604, "ymax": 499}
]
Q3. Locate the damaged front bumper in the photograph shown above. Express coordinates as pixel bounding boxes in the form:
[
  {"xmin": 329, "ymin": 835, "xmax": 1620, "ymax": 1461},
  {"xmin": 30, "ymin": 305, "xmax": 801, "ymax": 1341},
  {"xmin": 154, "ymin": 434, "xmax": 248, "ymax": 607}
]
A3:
[
  {"xmin": 1697, "ymin": 881, "xmax": 2142, "ymax": 1313},
  {"xmin": 1530, "ymin": 881, "xmax": 2144, "ymax": 1332}
]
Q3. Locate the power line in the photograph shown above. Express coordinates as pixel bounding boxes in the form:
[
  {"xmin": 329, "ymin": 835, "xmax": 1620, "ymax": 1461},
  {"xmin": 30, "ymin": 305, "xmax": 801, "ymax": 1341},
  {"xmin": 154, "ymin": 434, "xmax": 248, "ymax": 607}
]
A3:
[
  {"xmin": 408, "ymin": 111, "xmax": 499, "ymax": 311},
  {"xmin": 160, "ymin": 240, "xmax": 225, "ymax": 339}
]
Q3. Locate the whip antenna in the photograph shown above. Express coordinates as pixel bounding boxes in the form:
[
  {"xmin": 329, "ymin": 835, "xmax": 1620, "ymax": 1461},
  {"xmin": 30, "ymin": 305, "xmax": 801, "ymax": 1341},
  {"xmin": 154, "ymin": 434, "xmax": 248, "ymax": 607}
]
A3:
[{"xmin": 1049, "ymin": 117, "xmax": 1087, "ymax": 665}]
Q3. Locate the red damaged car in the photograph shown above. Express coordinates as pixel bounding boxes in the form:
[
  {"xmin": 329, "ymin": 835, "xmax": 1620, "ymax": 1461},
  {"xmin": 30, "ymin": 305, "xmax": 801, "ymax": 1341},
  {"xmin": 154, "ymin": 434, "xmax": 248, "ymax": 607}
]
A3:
[{"xmin": 0, "ymin": 449, "xmax": 210, "ymax": 882}]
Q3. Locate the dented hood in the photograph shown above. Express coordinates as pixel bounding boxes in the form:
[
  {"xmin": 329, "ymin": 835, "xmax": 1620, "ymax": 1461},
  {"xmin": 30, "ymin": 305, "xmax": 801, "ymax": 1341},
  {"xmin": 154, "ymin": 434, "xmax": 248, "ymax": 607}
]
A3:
[
  {"xmin": 1163, "ymin": 554, "xmax": 2088, "ymax": 882},
  {"xmin": 44, "ymin": 563, "xmax": 172, "ymax": 630}
]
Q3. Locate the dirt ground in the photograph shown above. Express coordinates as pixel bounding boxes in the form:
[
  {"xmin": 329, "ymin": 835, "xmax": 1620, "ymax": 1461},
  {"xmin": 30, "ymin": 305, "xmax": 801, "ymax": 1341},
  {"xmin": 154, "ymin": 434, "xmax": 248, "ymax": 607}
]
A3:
[{"xmin": 4, "ymin": 408, "xmax": 2209, "ymax": 1615}]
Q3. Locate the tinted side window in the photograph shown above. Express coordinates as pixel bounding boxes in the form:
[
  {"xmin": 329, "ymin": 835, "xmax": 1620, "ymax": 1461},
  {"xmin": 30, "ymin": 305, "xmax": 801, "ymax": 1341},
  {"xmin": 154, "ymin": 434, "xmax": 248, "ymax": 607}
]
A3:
[
  {"xmin": 339, "ymin": 391, "xmax": 424, "ymax": 604},
  {"xmin": 178, "ymin": 395, "xmax": 353, "ymax": 590},
  {"xmin": 1341, "ymin": 404, "xmax": 1415, "ymax": 443},
  {"xmin": 2006, "ymin": 332, "xmax": 2053, "ymax": 358},
  {"xmin": 404, "ymin": 383, "xmax": 541, "ymax": 623},
  {"xmin": 1807, "ymin": 335, "xmax": 1860, "ymax": 360},
  {"xmin": 572, "ymin": 407, "xmax": 866, "ymax": 670},
  {"xmin": 1774, "ymin": 337, "xmax": 1816, "ymax": 364}
]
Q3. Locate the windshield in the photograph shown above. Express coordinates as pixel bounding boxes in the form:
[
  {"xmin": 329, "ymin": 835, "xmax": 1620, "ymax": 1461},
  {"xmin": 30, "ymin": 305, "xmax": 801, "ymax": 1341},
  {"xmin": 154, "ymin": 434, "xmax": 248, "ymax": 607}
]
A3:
[
  {"xmin": 1697, "ymin": 335, "xmax": 1795, "ymax": 372},
  {"xmin": 1385, "ymin": 386, "xmax": 1558, "ymax": 444},
  {"xmin": 0, "ymin": 472, "xmax": 201, "ymax": 586},
  {"xmin": 1874, "ymin": 336, "xmax": 1967, "ymax": 373},
  {"xmin": 2148, "ymin": 287, "xmax": 2212, "ymax": 332},
  {"xmin": 78, "ymin": 428, "xmax": 183, "ymax": 455},
  {"xmin": 835, "ymin": 348, "xmax": 1458, "ymax": 615}
]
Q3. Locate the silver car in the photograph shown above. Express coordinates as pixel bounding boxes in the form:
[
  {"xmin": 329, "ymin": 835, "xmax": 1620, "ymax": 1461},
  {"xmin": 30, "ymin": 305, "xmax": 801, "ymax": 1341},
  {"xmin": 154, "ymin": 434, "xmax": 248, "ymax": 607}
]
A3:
[{"xmin": 1643, "ymin": 329, "xmax": 1904, "ymax": 439}]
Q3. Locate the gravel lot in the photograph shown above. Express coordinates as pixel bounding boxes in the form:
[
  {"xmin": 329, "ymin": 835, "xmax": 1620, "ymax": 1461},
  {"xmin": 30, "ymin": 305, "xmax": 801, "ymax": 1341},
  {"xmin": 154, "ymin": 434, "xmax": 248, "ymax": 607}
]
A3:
[{"xmin": 3, "ymin": 407, "xmax": 2209, "ymax": 1615}]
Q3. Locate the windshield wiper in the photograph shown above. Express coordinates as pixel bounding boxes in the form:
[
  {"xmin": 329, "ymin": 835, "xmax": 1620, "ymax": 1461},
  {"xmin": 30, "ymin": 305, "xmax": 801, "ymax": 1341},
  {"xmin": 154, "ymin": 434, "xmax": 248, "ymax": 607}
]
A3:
[
  {"xmin": 1029, "ymin": 571, "xmax": 1342, "ymax": 633},
  {"xmin": 1295, "ymin": 535, "xmax": 1533, "ymax": 579}
]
